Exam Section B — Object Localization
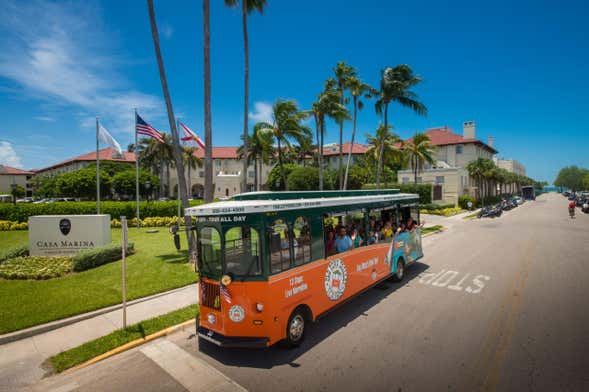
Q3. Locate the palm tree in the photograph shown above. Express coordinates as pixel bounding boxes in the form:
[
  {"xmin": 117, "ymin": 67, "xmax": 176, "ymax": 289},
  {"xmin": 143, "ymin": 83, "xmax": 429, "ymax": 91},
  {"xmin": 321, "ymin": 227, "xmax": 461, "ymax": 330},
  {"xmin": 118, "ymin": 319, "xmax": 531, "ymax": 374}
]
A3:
[
  {"xmin": 466, "ymin": 157, "xmax": 495, "ymax": 203},
  {"xmin": 310, "ymin": 84, "xmax": 348, "ymax": 190},
  {"xmin": 375, "ymin": 65, "xmax": 427, "ymax": 187},
  {"xmin": 137, "ymin": 135, "xmax": 173, "ymax": 198},
  {"xmin": 224, "ymin": 0, "xmax": 266, "ymax": 194},
  {"xmin": 203, "ymin": 0, "xmax": 213, "ymax": 203},
  {"xmin": 365, "ymin": 124, "xmax": 404, "ymax": 186},
  {"xmin": 183, "ymin": 146, "xmax": 202, "ymax": 197},
  {"xmin": 293, "ymin": 134, "xmax": 314, "ymax": 167},
  {"xmin": 405, "ymin": 132, "xmax": 435, "ymax": 184},
  {"xmin": 333, "ymin": 62, "xmax": 356, "ymax": 188},
  {"xmin": 258, "ymin": 100, "xmax": 311, "ymax": 190},
  {"xmin": 237, "ymin": 122, "xmax": 274, "ymax": 191},
  {"xmin": 147, "ymin": 0, "xmax": 196, "ymax": 263},
  {"xmin": 343, "ymin": 76, "xmax": 374, "ymax": 190}
]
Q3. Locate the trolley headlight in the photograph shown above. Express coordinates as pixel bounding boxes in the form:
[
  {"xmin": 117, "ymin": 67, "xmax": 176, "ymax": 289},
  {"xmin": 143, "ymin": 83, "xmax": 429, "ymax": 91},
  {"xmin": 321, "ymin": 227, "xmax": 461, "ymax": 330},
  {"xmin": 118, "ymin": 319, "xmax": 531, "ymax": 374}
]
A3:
[
  {"xmin": 256, "ymin": 302, "xmax": 264, "ymax": 312},
  {"xmin": 221, "ymin": 274, "xmax": 232, "ymax": 286},
  {"xmin": 207, "ymin": 313, "xmax": 216, "ymax": 324}
]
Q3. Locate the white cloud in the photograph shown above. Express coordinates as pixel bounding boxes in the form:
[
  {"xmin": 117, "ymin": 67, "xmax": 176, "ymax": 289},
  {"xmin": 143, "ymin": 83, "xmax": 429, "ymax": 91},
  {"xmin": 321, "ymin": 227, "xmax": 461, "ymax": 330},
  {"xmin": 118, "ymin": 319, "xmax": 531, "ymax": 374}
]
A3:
[
  {"xmin": 249, "ymin": 102, "xmax": 273, "ymax": 124},
  {"xmin": 34, "ymin": 116, "xmax": 56, "ymax": 122},
  {"xmin": 160, "ymin": 23, "xmax": 173, "ymax": 40},
  {"xmin": 0, "ymin": 141, "xmax": 23, "ymax": 168},
  {"xmin": 0, "ymin": 0, "xmax": 163, "ymax": 133}
]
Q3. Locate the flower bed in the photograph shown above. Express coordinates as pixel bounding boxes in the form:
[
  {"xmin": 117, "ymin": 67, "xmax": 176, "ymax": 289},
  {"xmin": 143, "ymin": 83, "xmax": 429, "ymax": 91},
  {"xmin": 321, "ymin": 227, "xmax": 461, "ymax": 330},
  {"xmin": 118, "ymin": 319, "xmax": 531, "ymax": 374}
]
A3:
[
  {"xmin": 420, "ymin": 207, "xmax": 465, "ymax": 216},
  {"xmin": 0, "ymin": 256, "xmax": 73, "ymax": 280}
]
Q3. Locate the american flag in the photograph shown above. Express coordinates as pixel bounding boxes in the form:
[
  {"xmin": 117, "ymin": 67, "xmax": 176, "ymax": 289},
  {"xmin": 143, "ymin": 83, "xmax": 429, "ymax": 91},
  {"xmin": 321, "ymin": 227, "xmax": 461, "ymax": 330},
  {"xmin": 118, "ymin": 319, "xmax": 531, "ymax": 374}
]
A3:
[
  {"xmin": 220, "ymin": 283, "xmax": 232, "ymax": 303},
  {"xmin": 179, "ymin": 121, "xmax": 205, "ymax": 149},
  {"xmin": 136, "ymin": 113, "xmax": 165, "ymax": 143}
]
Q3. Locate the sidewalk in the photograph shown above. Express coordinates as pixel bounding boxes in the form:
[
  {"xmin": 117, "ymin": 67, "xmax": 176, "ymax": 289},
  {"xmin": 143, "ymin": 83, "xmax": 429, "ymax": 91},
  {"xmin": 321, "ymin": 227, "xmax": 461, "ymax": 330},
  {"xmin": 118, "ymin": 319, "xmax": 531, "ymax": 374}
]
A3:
[{"xmin": 0, "ymin": 283, "xmax": 198, "ymax": 391}]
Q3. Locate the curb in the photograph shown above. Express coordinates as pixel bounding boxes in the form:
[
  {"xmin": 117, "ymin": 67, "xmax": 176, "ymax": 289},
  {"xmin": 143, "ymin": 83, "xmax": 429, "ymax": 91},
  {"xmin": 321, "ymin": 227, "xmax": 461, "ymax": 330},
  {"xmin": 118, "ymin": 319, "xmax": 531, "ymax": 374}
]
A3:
[
  {"xmin": 422, "ymin": 228, "xmax": 445, "ymax": 237},
  {"xmin": 64, "ymin": 318, "xmax": 196, "ymax": 374},
  {"xmin": 0, "ymin": 283, "xmax": 197, "ymax": 346}
]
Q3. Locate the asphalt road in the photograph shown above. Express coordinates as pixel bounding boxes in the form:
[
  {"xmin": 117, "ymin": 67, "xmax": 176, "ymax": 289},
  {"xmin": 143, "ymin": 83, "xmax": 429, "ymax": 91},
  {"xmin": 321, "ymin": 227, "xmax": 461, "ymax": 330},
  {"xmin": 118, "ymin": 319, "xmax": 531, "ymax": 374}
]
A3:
[{"xmin": 29, "ymin": 193, "xmax": 589, "ymax": 392}]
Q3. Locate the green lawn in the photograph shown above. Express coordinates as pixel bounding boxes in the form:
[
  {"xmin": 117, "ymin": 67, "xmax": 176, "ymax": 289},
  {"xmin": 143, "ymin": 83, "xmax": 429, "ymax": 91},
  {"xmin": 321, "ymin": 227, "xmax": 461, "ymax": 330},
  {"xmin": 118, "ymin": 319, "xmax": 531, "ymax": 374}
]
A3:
[
  {"xmin": 50, "ymin": 304, "xmax": 199, "ymax": 373},
  {"xmin": 422, "ymin": 225, "xmax": 444, "ymax": 235},
  {"xmin": 0, "ymin": 228, "xmax": 197, "ymax": 334}
]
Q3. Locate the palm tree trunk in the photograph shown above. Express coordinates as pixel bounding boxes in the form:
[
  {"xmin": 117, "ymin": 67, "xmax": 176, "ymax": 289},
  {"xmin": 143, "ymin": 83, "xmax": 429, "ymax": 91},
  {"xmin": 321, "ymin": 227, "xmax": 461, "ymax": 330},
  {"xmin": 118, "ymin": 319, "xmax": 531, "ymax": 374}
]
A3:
[
  {"xmin": 166, "ymin": 163, "xmax": 170, "ymax": 197},
  {"xmin": 241, "ymin": 1, "xmax": 249, "ymax": 194},
  {"xmin": 376, "ymin": 104, "xmax": 388, "ymax": 188},
  {"xmin": 316, "ymin": 114, "xmax": 323, "ymax": 191},
  {"xmin": 203, "ymin": 0, "xmax": 213, "ymax": 204},
  {"xmin": 254, "ymin": 157, "xmax": 258, "ymax": 191},
  {"xmin": 159, "ymin": 160, "xmax": 165, "ymax": 197},
  {"xmin": 343, "ymin": 97, "xmax": 357, "ymax": 190},
  {"xmin": 187, "ymin": 164, "xmax": 192, "ymax": 198},
  {"xmin": 147, "ymin": 0, "xmax": 196, "ymax": 264},
  {"xmin": 277, "ymin": 138, "xmax": 287, "ymax": 190}
]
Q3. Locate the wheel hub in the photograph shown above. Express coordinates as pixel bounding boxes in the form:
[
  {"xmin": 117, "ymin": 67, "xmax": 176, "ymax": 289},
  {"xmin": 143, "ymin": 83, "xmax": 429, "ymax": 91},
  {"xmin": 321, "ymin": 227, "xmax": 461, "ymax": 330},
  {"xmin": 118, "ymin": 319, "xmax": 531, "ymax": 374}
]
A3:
[{"xmin": 290, "ymin": 315, "xmax": 304, "ymax": 341}]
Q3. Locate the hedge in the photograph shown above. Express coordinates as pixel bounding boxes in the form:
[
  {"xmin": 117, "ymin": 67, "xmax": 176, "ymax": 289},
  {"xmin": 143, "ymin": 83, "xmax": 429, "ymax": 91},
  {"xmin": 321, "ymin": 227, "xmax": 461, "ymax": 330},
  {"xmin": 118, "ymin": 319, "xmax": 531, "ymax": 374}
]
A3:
[
  {"xmin": 72, "ymin": 242, "xmax": 135, "ymax": 272},
  {"xmin": 420, "ymin": 203, "xmax": 455, "ymax": 211},
  {"xmin": 0, "ymin": 245, "xmax": 28, "ymax": 264},
  {"xmin": 0, "ymin": 200, "xmax": 203, "ymax": 223},
  {"xmin": 362, "ymin": 183, "xmax": 433, "ymax": 204}
]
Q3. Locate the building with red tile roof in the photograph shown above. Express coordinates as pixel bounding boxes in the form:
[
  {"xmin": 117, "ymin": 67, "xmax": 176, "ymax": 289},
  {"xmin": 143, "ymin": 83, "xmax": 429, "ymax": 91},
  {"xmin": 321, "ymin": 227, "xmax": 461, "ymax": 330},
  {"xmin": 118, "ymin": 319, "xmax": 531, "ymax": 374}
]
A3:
[
  {"xmin": 398, "ymin": 121, "xmax": 501, "ymax": 206},
  {"xmin": 34, "ymin": 148, "xmax": 136, "ymax": 177},
  {"xmin": 0, "ymin": 165, "xmax": 35, "ymax": 197}
]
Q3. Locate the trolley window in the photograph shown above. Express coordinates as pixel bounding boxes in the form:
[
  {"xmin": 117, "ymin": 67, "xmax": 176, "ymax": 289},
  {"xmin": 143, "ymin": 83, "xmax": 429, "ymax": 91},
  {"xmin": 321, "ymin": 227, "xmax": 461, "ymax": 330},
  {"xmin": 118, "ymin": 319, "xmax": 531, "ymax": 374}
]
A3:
[
  {"xmin": 199, "ymin": 227, "xmax": 222, "ymax": 276},
  {"xmin": 225, "ymin": 226, "xmax": 261, "ymax": 277}
]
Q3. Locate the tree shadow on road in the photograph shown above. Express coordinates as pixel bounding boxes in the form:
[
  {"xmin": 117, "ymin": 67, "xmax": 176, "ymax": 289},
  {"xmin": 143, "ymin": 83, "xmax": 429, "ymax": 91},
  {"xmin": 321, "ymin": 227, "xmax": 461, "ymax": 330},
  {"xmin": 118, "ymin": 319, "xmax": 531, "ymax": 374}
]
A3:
[{"xmin": 196, "ymin": 262, "xmax": 430, "ymax": 369}]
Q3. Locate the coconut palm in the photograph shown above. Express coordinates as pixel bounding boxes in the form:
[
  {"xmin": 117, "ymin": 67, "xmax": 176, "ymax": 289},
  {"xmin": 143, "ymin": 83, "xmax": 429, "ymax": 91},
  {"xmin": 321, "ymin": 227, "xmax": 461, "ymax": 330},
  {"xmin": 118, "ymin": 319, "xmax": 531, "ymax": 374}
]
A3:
[
  {"xmin": 137, "ymin": 134, "xmax": 173, "ymax": 198},
  {"xmin": 224, "ymin": 0, "xmax": 266, "ymax": 193},
  {"xmin": 405, "ymin": 132, "xmax": 435, "ymax": 184},
  {"xmin": 203, "ymin": 0, "xmax": 213, "ymax": 203},
  {"xmin": 333, "ymin": 62, "xmax": 356, "ymax": 188},
  {"xmin": 310, "ymin": 84, "xmax": 349, "ymax": 190},
  {"xmin": 183, "ymin": 146, "xmax": 202, "ymax": 197},
  {"xmin": 466, "ymin": 157, "xmax": 495, "ymax": 203},
  {"xmin": 258, "ymin": 100, "xmax": 311, "ymax": 190},
  {"xmin": 365, "ymin": 124, "xmax": 404, "ymax": 186},
  {"xmin": 343, "ymin": 76, "xmax": 375, "ymax": 190},
  {"xmin": 293, "ymin": 134, "xmax": 314, "ymax": 167},
  {"xmin": 147, "ymin": 0, "xmax": 196, "ymax": 263},
  {"xmin": 237, "ymin": 122, "xmax": 274, "ymax": 191},
  {"xmin": 374, "ymin": 65, "xmax": 427, "ymax": 187}
]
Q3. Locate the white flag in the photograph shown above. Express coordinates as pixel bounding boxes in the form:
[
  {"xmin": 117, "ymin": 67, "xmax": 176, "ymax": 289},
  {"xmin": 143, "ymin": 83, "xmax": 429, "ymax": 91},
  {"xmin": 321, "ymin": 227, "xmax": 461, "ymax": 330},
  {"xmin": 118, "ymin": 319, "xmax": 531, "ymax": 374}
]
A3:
[{"xmin": 98, "ymin": 123, "xmax": 123, "ymax": 155}]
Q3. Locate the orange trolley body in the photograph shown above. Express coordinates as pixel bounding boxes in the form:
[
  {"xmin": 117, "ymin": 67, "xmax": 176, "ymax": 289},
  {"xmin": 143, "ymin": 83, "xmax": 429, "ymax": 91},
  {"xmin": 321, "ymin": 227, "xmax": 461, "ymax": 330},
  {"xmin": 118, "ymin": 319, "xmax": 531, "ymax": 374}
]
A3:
[{"xmin": 187, "ymin": 190, "xmax": 422, "ymax": 348}]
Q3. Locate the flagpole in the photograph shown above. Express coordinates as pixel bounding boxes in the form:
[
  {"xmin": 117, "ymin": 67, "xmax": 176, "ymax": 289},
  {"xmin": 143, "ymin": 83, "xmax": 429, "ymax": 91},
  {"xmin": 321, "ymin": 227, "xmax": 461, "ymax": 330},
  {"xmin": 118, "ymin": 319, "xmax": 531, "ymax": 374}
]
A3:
[
  {"xmin": 177, "ymin": 118, "xmax": 182, "ymax": 227},
  {"xmin": 96, "ymin": 117, "xmax": 100, "ymax": 214},
  {"xmin": 134, "ymin": 109, "xmax": 140, "ymax": 229}
]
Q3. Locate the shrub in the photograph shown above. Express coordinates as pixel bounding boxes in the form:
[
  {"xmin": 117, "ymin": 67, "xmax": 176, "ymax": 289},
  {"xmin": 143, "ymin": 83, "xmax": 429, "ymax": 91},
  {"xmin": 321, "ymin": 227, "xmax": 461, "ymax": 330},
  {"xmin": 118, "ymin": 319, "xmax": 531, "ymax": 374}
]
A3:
[
  {"xmin": 0, "ymin": 256, "xmax": 72, "ymax": 280},
  {"xmin": 421, "ymin": 203, "xmax": 454, "ymax": 210},
  {"xmin": 0, "ymin": 200, "xmax": 203, "ymax": 223},
  {"xmin": 72, "ymin": 242, "xmax": 135, "ymax": 272},
  {"xmin": 0, "ymin": 220, "xmax": 28, "ymax": 231},
  {"xmin": 458, "ymin": 195, "xmax": 475, "ymax": 210},
  {"xmin": 0, "ymin": 245, "xmax": 29, "ymax": 264},
  {"xmin": 268, "ymin": 164, "xmax": 298, "ymax": 191},
  {"xmin": 287, "ymin": 166, "xmax": 320, "ymax": 191},
  {"xmin": 362, "ymin": 183, "xmax": 433, "ymax": 204}
]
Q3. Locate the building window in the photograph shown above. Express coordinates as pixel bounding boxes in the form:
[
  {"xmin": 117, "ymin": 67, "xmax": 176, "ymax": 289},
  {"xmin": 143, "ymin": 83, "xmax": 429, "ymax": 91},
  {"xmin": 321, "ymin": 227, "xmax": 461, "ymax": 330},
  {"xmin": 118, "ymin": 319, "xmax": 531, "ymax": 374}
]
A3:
[
  {"xmin": 456, "ymin": 145, "xmax": 463, "ymax": 154},
  {"xmin": 215, "ymin": 160, "xmax": 221, "ymax": 167},
  {"xmin": 248, "ymin": 171, "xmax": 255, "ymax": 178},
  {"xmin": 435, "ymin": 176, "xmax": 445, "ymax": 184},
  {"xmin": 416, "ymin": 177, "xmax": 422, "ymax": 183},
  {"xmin": 402, "ymin": 177, "xmax": 410, "ymax": 184},
  {"xmin": 433, "ymin": 184, "xmax": 443, "ymax": 201},
  {"xmin": 199, "ymin": 171, "xmax": 204, "ymax": 178}
]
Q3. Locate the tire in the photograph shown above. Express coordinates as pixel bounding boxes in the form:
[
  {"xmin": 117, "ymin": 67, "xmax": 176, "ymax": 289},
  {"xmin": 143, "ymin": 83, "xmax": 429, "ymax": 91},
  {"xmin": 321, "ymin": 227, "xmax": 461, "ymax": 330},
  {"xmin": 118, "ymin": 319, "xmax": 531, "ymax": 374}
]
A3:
[
  {"xmin": 284, "ymin": 307, "xmax": 307, "ymax": 348},
  {"xmin": 392, "ymin": 259, "xmax": 405, "ymax": 282}
]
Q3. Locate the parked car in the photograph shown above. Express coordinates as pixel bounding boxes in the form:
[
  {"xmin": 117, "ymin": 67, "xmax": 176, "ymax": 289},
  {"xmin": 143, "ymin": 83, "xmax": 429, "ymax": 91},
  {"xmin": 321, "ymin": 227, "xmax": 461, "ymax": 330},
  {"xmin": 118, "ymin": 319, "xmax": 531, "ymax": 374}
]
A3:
[
  {"xmin": 513, "ymin": 196, "xmax": 524, "ymax": 205},
  {"xmin": 582, "ymin": 201, "xmax": 589, "ymax": 214}
]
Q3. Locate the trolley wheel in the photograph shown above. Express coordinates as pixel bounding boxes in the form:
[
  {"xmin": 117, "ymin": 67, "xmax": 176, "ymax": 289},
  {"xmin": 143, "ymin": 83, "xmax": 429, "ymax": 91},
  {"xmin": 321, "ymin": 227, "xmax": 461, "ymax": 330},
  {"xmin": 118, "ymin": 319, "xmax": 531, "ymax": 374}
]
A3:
[
  {"xmin": 392, "ymin": 259, "xmax": 405, "ymax": 282},
  {"xmin": 284, "ymin": 307, "xmax": 307, "ymax": 348}
]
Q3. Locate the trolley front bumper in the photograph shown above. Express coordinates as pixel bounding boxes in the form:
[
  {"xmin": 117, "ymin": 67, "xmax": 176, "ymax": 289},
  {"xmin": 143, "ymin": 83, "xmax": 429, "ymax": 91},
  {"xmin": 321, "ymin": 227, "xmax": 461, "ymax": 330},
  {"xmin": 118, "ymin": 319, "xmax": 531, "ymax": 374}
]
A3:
[{"xmin": 198, "ymin": 326, "xmax": 269, "ymax": 348}]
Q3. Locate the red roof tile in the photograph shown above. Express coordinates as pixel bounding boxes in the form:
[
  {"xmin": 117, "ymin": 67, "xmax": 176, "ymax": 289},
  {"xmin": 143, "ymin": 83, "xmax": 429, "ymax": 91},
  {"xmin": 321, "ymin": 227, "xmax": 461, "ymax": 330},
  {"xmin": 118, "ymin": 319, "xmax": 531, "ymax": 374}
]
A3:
[
  {"xmin": 36, "ymin": 148, "xmax": 135, "ymax": 173},
  {"xmin": 405, "ymin": 127, "xmax": 498, "ymax": 154},
  {"xmin": 193, "ymin": 147, "xmax": 239, "ymax": 159},
  {"xmin": 0, "ymin": 165, "xmax": 34, "ymax": 175},
  {"xmin": 321, "ymin": 143, "xmax": 368, "ymax": 157}
]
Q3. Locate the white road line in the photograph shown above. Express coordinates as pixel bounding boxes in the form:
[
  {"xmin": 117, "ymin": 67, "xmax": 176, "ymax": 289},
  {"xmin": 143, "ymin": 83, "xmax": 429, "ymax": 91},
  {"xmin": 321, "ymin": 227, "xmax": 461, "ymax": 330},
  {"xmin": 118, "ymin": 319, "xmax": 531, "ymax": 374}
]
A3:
[{"xmin": 141, "ymin": 339, "xmax": 247, "ymax": 392}]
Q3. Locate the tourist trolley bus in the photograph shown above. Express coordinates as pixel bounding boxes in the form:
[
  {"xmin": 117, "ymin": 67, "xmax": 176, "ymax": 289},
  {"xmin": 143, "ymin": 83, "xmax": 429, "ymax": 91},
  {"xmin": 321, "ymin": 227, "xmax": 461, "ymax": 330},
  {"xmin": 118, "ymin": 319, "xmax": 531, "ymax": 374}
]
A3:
[{"xmin": 185, "ymin": 189, "xmax": 423, "ymax": 348}]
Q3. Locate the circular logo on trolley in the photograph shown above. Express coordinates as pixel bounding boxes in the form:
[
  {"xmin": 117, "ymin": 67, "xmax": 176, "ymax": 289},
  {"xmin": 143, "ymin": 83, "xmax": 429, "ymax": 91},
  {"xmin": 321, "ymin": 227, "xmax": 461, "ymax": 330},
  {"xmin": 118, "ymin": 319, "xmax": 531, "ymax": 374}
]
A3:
[
  {"xmin": 228, "ymin": 305, "xmax": 245, "ymax": 322},
  {"xmin": 324, "ymin": 259, "xmax": 348, "ymax": 301}
]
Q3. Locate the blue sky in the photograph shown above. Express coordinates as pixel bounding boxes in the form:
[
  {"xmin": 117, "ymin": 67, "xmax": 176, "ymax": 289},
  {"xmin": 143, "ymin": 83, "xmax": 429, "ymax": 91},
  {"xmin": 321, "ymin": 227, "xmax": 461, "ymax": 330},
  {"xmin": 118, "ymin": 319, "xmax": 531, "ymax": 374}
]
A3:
[{"xmin": 0, "ymin": 0, "xmax": 587, "ymax": 182}]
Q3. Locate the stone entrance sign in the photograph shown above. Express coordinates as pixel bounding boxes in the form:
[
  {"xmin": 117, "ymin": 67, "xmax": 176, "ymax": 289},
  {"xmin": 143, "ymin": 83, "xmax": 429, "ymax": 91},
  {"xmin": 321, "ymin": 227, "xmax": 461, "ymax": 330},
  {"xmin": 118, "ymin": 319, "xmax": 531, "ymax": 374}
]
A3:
[{"xmin": 28, "ymin": 215, "xmax": 111, "ymax": 256}]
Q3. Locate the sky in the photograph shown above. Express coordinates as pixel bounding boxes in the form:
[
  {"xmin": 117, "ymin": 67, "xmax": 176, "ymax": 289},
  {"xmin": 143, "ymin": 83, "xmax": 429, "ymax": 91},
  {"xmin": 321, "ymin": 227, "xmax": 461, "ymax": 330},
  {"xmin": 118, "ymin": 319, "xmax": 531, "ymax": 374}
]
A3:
[{"xmin": 0, "ymin": 0, "xmax": 588, "ymax": 183}]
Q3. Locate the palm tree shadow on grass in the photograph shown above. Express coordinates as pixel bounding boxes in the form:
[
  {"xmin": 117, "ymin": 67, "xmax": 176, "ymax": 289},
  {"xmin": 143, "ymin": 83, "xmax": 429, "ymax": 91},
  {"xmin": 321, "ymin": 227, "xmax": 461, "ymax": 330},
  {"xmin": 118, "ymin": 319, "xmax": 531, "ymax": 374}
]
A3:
[
  {"xmin": 196, "ymin": 262, "xmax": 430, "ymax": 369},
  {"xmin": 155, "ymin": 250, "xmax": 189, "ymax": 264}
]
